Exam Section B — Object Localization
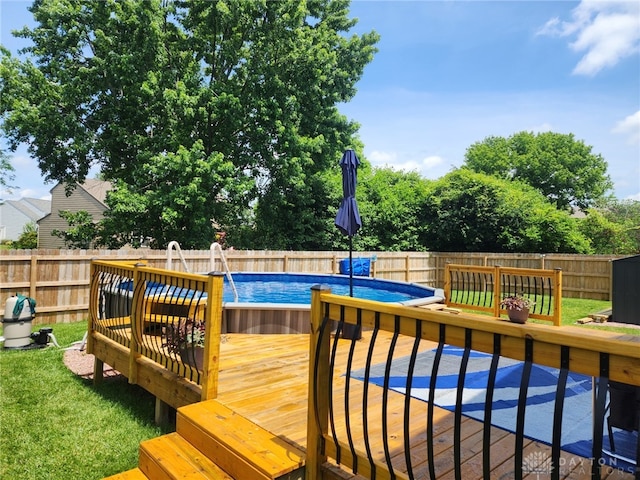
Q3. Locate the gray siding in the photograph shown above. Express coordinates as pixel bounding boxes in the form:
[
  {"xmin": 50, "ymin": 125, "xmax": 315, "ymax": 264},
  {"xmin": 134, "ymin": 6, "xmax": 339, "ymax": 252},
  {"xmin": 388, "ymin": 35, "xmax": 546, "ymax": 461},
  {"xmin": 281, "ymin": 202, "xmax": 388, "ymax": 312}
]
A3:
[
  {"xmin": 0, "ymin": 199, "xmax": 51, "ymax": 241},
  {"xmin": 38, "ymin": 182, "xmax": 110, "ymax": 248}
]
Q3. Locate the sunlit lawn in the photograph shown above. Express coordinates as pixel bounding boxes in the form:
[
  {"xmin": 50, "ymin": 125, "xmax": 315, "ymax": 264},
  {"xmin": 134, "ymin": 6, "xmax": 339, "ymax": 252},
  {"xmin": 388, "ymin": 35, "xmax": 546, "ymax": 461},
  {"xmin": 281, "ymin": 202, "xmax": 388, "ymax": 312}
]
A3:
[{"xmin": 0, "ymin": 321, "xmax": 170, "ymax": 480}]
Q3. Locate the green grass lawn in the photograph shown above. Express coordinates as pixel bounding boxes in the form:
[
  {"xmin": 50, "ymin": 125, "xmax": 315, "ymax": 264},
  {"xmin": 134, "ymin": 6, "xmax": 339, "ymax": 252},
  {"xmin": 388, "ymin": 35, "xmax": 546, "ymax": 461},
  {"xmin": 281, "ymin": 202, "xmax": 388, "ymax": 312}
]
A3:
[
  {"xmin": 0, "ymin": 321, "xmax": 169, "ymax": 480},
  {"xmin": 0, "ymin": 298, "xmax": 636, "ymax": 479}
]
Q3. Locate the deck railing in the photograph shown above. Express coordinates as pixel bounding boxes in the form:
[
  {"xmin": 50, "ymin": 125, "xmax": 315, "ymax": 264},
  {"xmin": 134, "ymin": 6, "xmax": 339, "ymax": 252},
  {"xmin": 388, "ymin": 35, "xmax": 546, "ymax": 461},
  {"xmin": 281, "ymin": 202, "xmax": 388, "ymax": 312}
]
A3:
[
  {"xmin": 306, "ymin": 286, "xmax": 640, "ymax": 480},
  {"xmin": 87, "ymin": 260, "xmax": 224, "ymax": 401},
  {"xmin": 444, "ymin": 264, "xmax": 563, "ymax": 325}
]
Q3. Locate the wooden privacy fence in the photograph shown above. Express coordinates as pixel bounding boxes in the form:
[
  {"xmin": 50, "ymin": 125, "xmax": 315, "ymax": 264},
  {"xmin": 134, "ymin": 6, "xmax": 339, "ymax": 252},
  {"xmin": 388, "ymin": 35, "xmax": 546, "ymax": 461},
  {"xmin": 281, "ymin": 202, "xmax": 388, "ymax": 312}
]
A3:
[
  {"xmin": 0, "ymin": 249, "xmax": 625, "ymax": 324},
  {"xmin": 306, "ymin": 287, "xmax": 640, "ymax": 480},
  {"xmin": 444, "ymin": 264, "xmax": 563, "ymax": 326}
]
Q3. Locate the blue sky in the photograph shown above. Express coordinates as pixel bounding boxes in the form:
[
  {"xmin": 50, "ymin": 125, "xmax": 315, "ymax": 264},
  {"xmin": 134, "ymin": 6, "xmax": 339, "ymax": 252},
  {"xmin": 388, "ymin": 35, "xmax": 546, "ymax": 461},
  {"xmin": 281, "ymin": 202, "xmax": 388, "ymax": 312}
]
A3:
[{"xmin": 1, "ymin": 0, "xmax": 639, "ymax": 202}]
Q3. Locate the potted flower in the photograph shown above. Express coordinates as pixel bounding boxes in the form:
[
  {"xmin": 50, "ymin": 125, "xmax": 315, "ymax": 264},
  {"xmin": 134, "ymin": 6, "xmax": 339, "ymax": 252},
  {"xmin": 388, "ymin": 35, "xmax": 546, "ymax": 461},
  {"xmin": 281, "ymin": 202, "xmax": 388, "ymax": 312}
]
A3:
[
  {"xmin": 164, "ymin": 318, "xmax": 206, "ymax": 369},
  {"xmin": 500, "ymin": 294, "xmax": 534, "ymax": 324}
]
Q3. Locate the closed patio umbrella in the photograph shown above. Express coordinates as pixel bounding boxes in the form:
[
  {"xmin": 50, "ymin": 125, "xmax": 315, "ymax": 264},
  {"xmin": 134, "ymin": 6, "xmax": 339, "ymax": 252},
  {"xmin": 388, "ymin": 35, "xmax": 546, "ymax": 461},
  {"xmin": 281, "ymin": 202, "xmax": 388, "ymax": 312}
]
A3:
[{"xmin": 335, "ymin": 149, "xmax": 362, "ymax": 339}]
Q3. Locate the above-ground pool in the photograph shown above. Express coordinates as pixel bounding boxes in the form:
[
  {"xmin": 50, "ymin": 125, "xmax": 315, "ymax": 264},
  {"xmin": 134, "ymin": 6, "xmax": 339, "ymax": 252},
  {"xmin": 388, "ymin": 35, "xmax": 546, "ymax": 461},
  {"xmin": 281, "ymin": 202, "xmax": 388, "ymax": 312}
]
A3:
[
  {"xmin": 106, "ymin": 272, "xmax": 443, "ymax": 335},
  {"xmin": 222, "ymin": 272, "xmax": 440, "ymax": 305},
  {"xmin": 221, "ymin": 273, "xmax": 443, "ymax": 334}
]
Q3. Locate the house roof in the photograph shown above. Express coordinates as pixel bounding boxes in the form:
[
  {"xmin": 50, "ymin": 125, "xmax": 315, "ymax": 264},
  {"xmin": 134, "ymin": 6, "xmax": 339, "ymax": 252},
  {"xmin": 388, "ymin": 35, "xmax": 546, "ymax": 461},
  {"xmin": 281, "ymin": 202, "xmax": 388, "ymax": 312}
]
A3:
[
  {"xmin": 76, "ymin": 179, "xmax": 112, "ymax": 205},
  {"xmin": 4, "ymin": 198, "xmax": 51, "ymax": 221}
]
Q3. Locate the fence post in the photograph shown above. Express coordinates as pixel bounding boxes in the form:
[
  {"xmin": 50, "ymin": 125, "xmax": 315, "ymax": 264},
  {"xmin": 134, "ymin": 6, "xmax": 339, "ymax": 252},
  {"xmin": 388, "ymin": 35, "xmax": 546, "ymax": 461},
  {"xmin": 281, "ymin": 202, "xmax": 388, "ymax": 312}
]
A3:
[
  {"xmin": 405, "ymin": 254, "xmax": 410, "ymax": 282},
  {"xmin": 306, "ymin": 285, "xmax": 331, "ymax": 480},
  {"xmin": 608, "ymin": 259, "xmax": 613, "ymax": 301},
  {"xmin": 29, "ymin": 253, "xmax": 38, "ymax": 301},
  {"xmin": 201, "ymin": 272, "xmax": 225, "ymax": 401}
]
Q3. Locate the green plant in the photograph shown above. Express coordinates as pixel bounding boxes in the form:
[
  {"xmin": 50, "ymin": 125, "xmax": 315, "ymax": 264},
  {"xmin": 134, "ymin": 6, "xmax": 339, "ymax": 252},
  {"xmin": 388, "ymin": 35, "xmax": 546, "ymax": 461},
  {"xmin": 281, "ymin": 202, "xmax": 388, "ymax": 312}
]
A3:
[
  {"xmin": 500, "ymin": 294, "xmax": 534, "ymax": 311},
  {"xmin": 163, "ymin": 318, "xmax": 205, "ymax": 353}
]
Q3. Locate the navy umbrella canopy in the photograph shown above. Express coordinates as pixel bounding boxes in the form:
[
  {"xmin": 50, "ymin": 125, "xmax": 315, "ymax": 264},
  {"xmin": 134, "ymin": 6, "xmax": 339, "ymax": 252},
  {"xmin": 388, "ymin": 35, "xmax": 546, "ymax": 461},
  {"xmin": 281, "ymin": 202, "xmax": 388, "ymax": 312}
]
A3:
[
  {"xmin": 335, "ymin": 149, "xmax": 362, "ymax": 339},
  {"xmin": 335, "ymin": 149, "xmax": 362, "ymax": 237}
]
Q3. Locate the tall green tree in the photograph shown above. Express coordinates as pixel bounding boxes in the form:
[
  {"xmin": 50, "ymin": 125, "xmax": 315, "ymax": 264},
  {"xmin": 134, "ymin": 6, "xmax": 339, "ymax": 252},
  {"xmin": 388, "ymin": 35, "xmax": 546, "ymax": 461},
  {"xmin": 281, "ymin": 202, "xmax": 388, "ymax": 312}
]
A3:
[
  {"xmin": 579, "ymin": 198, "xmax": 640, "ymax": 254},
  {"xmin": 0, "ymin": 149, "xmax": 16, "ymax": 195},
  {"xmin": 0, "ymin": 0, "xmax": 378, "ymax": 249},
  {"xmin": 463, "ymin": 131, "xmax": 613, "ymax": 211},
  {"xmin": 351, "ymin": 167, "xmax": 431, "ymax": 251},
  {"xmin": 420, "ymin": 169, "xmax": 592, "ymax": 253}
]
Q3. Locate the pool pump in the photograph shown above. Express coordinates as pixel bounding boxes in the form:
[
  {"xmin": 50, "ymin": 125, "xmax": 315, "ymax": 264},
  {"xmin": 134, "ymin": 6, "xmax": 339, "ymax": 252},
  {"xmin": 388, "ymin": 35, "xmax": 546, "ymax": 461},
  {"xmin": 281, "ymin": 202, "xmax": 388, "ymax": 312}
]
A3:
[{"xmin": 2, "ymin": 294, "xmax": 52, "ymax": 349}]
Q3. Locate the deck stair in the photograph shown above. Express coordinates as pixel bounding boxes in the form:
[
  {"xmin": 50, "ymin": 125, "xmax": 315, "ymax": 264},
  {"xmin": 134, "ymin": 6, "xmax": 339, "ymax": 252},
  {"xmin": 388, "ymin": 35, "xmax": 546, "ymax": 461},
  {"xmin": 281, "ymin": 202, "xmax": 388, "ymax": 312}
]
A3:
[{"xmin": 104, "ymin": 400, "xmax": 305, "ymax": 480}]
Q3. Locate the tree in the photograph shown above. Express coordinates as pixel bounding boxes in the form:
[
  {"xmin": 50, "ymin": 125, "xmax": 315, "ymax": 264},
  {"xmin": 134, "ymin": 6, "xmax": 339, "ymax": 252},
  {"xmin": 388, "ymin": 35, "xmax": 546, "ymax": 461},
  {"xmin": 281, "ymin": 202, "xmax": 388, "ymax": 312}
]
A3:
[
  {"xmin": 577, "ymin": 209, "xmax": 637, "ymax": 255},
  {"xmin": 0, "ymin": 0, "xmax": 378, "ymax": 249},
  {"xmin": 578, "ymin": 198, "xmax": 640, "ymax": 254},
  {"xmin": 349, "ymin": 166, "xmax": 431, "ymax": 251},
  {"xmin": 12, "ymin": 222, "xmax": 38, "ymax": 249},
  {"xmin": 52, "ymin": 210, "xmax": 99, "ymax": 249},
  {"xmin": 463, "ymin": 131, "xmax": 613, "ymax": 211},
  {"xmin": 0, "ymin": 149, "xmax": 16, "ymax": 195},
  {"xmin": 419, "ymin": 169, "xmax": 591, "ymax": 253}
]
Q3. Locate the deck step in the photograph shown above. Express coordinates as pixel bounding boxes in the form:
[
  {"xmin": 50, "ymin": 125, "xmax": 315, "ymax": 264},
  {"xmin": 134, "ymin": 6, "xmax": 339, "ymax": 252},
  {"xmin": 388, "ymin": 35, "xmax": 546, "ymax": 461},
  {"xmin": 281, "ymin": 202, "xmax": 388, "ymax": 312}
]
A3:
[
  {"xmin": 139, "ymin": 432, "xmax": 234, "ymax": 479},
  {"xmin": 103, "ymin": 468, "xmax": 148, "ymax": 480},
  {"xmin": 177, "ymin": 400, "xmax": 305, "ymax": 480}
]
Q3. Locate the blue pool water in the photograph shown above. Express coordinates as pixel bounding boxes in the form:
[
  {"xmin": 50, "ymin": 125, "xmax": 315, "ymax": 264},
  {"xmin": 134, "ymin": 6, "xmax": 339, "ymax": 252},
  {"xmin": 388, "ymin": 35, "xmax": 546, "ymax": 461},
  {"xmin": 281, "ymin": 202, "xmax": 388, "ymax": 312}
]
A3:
[
  {"xmin": 119, "ymin": 273, "xmax": 437, "ymax": 305},
  {"xmin": 221, "ymin": 273, "xmax": 436, "ymax": 304}
]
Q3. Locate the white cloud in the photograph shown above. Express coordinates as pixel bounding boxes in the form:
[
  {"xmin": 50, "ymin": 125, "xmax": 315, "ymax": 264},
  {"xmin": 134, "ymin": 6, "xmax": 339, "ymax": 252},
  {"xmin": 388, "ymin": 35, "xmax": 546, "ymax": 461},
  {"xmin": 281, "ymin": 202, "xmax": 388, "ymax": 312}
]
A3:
[
  {"xmin": 537, "ymin": 0, "xmax": 640, "ymax": 76},
  {"xmin": 366, "ymin": 150, "xmax": 446, "ymax": 179},
  {"xmin": 422, "ymin": 155, "xmax": 444, "ymax": 170},
  {"xmin": 612, "ymin": 110, "xmax": 640, "ymax": 145},
  {"xmin": 368, "ymin": 150, "xmax": 397, "ymax": 166}
]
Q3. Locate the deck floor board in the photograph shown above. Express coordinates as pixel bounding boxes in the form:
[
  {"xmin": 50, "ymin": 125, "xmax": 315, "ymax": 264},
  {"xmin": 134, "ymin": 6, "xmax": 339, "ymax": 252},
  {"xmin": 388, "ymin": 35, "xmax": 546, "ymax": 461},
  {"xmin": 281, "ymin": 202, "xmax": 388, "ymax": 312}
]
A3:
[{"xmin": 210, "ymin": 332, "xmax": 634, "ymax": 480}]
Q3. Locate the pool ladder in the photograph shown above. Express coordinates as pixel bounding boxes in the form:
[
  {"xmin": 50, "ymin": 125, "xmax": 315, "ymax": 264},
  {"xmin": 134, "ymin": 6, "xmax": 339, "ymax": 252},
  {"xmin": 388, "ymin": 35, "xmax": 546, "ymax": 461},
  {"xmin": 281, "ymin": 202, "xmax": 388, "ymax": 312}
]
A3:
[
  {"xmin": 165, "ymin": 241, "xmax": 238, "ymax": 302},
  {"xmin": 210, "ymin": 242, "xmax": 238, "ymax": 302},
  {"xmin": 166, "ymin": 241, "xmax": 191, "ymax": 272}
]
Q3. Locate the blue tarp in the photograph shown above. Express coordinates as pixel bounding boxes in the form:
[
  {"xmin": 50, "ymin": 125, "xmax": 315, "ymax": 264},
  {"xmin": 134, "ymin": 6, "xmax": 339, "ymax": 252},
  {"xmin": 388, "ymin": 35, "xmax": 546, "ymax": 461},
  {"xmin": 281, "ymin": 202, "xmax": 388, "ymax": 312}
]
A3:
[{"xmin": 339, "ymin": 258, "xmax": 370, "ymax": 276}]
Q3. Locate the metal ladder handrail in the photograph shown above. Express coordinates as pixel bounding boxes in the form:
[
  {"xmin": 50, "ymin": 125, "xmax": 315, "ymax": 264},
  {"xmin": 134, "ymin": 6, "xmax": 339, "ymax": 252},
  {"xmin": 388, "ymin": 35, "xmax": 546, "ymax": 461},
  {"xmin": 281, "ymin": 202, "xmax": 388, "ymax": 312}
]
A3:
[
  {"xmin": 166, "ymin": 241, "xmax": 191, "ymax": 272},
  {"xmin": 210, "ymin": 242, "xmax": 238, "ymax": 302}
]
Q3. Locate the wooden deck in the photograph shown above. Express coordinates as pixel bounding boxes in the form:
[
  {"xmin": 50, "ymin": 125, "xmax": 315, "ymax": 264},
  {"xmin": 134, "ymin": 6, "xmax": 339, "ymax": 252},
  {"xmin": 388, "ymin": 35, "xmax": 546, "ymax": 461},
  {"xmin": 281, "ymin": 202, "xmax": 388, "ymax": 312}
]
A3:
[{"xmin": 209, "ymin": 331, "xmax": 634, "ymax": 480}]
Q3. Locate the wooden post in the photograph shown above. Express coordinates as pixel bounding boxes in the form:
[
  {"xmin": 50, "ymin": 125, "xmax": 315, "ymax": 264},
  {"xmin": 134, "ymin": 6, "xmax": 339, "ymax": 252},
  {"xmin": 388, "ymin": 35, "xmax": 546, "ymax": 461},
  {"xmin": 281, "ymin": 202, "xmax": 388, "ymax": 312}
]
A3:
[
  {"xmin": 201, "ymin": 272, "xmax": 225, "ymax": 401},
  {"xmin": 93, "ymin": 358, "xmax": 104, "ymax": 386},
  {"xmin": 493, "ymin": 265, "xmax": 502, "ymax": 318},
  {"xmin": 443, "ymin": 263, "xmax": 451, "ymax": 305},
  {"xmin": 608, "ymin": 259, "xmax": 613, "ymax": 301},
  {"xmin": 306, "ymin": 285, "xmax": 331, "ymax": 480},
  {"xmin": 405, "ymin": 254, "xmax": 410, "ymax": 282},
  {"xmin": 155, "ymin": 398, "xmax": 170, "ymax": 425},
  {"xmin": 86, "ymin": 261, "xmax": 97, "ymax": 356},
  {"xmin": 29, "ymin": 254, "xmax": 37, "ymax": 303},
  {"xmin": 128, "ymin": 263, "xmax": 145, "ymax": 385},
  {"xmin": 553, "ymin": 268, "xmax": 563, "ymax": 327},
  {"xmin": 87, "ymin": 261, "xmax": 105, "ymax": 385}
]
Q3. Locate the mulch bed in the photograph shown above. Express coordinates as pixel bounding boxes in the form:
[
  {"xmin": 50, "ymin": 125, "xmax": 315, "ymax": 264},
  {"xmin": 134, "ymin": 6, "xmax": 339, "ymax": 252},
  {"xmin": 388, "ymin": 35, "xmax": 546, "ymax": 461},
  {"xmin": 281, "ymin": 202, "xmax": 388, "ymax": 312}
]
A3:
[{"xmin": 63, "ymin": 348, "xmax": 121, "ymax": 380}]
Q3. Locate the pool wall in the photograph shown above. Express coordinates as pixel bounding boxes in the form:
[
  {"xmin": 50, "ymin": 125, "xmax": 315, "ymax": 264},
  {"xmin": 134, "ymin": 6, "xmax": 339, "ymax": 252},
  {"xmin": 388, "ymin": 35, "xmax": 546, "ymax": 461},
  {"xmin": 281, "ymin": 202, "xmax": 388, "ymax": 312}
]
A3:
[{"xmin": 223, "ymin": 303, "xmax": 311, "ymax": 334}]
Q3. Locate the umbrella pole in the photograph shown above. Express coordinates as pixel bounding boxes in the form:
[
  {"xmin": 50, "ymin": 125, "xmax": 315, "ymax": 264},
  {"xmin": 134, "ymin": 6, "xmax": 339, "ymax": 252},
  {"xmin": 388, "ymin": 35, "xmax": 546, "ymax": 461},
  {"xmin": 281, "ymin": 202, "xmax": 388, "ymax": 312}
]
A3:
[{"xmin": 349, "ymin": 236, "xmax": 353, "ymax": 297}]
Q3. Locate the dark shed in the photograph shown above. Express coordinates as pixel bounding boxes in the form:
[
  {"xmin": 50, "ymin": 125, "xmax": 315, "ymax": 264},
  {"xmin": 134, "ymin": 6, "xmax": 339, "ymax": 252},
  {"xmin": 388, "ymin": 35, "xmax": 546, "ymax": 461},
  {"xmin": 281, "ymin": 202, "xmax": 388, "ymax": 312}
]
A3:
[{"xmin": 611, "ymin": 254, "xmax": 640, "ymax": 326}]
